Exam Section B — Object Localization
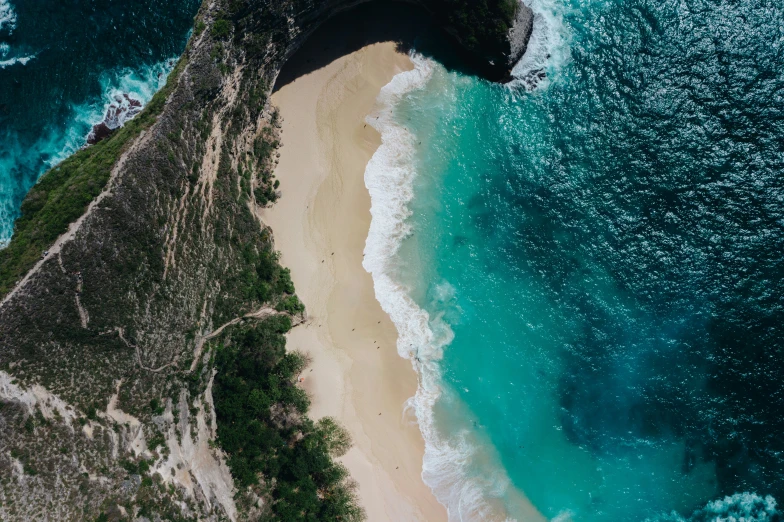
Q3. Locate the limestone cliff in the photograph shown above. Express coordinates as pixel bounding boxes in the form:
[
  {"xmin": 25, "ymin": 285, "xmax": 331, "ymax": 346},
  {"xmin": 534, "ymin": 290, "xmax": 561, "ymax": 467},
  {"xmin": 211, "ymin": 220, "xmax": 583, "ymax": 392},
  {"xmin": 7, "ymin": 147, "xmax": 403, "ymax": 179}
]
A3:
[{"xmin": 0, "ymin": 1, "xmax": 533, "ymax": 520}]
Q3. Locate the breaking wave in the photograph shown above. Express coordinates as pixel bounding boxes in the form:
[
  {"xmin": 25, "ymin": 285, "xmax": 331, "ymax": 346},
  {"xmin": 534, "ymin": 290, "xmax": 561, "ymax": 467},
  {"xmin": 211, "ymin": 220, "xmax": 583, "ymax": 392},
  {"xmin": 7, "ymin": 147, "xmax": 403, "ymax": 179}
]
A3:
[
  {"xmin": 363, "ymin": 53, "xmax": 523, "ymax": 521},
  {"xmin": 36, "ymin": 58, "xmax": 176, "ymax": 172},
  {"xmin": 510, "ymin": 0, "xmax": 571, "ymax": 90},
  {"xmin": 0, "ymin": 0, "xmax": 16, "ymax": 34},
  {"xmin": 0, "ymin": 53, "xmax": 35, "ymax": 69},
  {"xmin": 651, "ymin": 493, "xmax": 780, "ymax": 522},
  {"xmin": 0, "ymin": 1, "xmax": 28, "ymax": 69}
]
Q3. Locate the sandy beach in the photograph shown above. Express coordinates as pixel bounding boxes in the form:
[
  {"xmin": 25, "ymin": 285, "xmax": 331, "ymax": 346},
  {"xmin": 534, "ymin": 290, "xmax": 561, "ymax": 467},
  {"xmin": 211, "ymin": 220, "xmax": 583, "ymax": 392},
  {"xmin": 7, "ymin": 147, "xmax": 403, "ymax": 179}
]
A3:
[{"xmin": 262, "ymin": 42, "xmax": 448, "ymax": 521}]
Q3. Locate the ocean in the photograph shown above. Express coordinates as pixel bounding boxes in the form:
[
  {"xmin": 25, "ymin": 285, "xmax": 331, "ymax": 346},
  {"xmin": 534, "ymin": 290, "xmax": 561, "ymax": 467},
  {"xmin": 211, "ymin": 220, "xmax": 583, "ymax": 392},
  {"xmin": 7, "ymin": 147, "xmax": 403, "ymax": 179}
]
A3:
[
  {"xmin": 0, "ymin": 0, "xmax": 199, "ymax": 245},
  {"xmin": 365, "ymin": 0, "xmax": 784, "ymax": 520}
]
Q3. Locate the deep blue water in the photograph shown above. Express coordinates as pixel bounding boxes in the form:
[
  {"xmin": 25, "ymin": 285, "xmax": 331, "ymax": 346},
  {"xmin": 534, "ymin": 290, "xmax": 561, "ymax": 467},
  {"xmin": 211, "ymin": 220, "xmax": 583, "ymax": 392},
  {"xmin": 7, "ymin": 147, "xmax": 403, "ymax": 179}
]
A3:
[
  {"xmin": 368, "ymin": 0, "xmax": 784, "ymax": 520},
  {"xmin": 0, "ymin": 0, "xmax": 199, "ymax": 244}
]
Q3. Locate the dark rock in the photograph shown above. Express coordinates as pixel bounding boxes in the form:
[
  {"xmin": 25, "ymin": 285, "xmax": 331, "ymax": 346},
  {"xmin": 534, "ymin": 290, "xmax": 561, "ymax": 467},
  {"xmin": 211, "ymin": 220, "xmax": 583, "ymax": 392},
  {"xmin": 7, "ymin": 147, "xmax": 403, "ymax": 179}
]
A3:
[{"xmin": 86, "ymin": 93, "xmax": 144, "ymax": 145}]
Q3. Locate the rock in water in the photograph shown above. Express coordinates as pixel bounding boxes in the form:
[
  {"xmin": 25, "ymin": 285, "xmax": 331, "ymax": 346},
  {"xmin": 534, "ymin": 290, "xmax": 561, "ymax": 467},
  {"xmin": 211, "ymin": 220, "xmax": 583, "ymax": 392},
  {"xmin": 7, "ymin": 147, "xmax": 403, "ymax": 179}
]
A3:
[{"xmin": 86, "ymin": 93, "xmax": 144, "ymax": 145}]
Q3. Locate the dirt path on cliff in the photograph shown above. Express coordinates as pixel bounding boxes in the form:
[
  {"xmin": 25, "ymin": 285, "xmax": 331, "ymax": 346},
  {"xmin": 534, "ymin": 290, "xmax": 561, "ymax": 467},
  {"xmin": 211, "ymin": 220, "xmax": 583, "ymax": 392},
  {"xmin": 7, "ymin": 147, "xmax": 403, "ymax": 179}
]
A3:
[{"xmin": 189, "ymin": 306, "xmax": 305, "ymax": 371}]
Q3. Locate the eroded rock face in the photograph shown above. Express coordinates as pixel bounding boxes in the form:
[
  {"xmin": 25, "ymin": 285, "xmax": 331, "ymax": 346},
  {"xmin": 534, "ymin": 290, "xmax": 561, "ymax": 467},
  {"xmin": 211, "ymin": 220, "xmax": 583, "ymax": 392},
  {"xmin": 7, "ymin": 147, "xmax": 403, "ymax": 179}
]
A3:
[
  {"xmin": 508, "ymin": 2, "xmax": 535, "ymax": 67},
  {"xmin": 0, "ymin": 0, "xmax": 533, "ymax": 520}
]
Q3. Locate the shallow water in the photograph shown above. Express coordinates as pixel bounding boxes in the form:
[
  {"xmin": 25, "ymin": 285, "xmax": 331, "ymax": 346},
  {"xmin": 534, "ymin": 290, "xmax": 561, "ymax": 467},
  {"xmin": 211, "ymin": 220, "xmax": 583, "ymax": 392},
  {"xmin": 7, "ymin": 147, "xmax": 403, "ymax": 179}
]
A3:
[
  {"xmin": 366, "ymin": 0, "xmax": 784, "ymax": 519},
  {"xmin": 0, "ymin": 0, "xmax": 199, "ymax": 245}
]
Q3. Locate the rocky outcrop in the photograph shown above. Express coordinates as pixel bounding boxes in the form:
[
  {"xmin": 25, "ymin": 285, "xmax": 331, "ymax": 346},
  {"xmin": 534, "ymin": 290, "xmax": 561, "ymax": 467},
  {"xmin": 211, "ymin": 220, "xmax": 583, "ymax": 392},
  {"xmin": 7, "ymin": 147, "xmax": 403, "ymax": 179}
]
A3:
[
  {"xmin": 257, "ymin": 0, "xmax": 534, "ymax": 81},
  {"xmin": 87, "ymin": 94, "xmax": 144, "ymax": 145},
  {"xmin": 508, "ymin": 2, "xmax": 535, "ymax": 67}
]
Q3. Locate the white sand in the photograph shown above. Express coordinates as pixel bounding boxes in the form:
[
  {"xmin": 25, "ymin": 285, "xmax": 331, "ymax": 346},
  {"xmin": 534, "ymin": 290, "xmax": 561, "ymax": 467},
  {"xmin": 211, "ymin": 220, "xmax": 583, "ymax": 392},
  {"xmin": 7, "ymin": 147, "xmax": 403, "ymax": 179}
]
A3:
[{"xmin": 262, "ymin": 42, "xmax": 447, "ymax": 521}]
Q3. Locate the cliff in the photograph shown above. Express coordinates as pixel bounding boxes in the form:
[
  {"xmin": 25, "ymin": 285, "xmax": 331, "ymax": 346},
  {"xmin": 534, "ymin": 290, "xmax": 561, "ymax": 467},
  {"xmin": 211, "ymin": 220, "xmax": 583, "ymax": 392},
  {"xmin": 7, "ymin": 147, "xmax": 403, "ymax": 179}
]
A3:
[{"xmin": 0, "ymin": 1, "xmax": 533, "ymax": 520}]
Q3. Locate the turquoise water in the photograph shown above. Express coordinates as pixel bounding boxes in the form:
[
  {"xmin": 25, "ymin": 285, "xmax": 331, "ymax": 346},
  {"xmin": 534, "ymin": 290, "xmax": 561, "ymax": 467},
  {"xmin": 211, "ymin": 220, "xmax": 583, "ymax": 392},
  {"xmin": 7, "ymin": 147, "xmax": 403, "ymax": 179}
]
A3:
[{"xmin": 366, "ymin": 0, "xmax": 784, "ymax": 520}]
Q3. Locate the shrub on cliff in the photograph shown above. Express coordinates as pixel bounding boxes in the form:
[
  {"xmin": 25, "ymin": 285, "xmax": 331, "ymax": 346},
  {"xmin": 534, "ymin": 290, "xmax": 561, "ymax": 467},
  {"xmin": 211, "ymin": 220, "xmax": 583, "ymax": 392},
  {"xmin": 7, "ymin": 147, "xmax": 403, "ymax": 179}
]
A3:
[
  {"xmin": 212, "ymin": 321, "xmax": 365, "ymax": 521},
  {"xmin": 211, "ymin": 18, "xmax": 232, "ymax": 39}
]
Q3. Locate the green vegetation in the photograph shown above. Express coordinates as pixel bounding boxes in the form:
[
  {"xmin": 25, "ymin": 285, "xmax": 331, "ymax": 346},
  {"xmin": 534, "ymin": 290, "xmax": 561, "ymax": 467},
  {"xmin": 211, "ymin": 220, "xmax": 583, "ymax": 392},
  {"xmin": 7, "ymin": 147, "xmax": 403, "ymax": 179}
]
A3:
[
  {"xmin": 211, "ymin": 19, "xmax": 232, "ymax": 39},
  {"xmin": 149, "ymin": 398, "xmax": 165, "ymax": 416},
  {"xmin": 252, "ymin": 125, "xmax": 281, "ymax": 206},
  {"xmin": 254, "ymin": 184, "xmax": 279, "ymax": 206},
  {"xmin": 147, "ymin": 431, "xmax": 166, "ymax": 453},
  {"xmin": 214, "ymin": 241, "xmax": 298, "ymax": 320},
  {"xmin": 212, "ymin": 320, "xmax": 364, "ymax": 521},
  {"xmin": 121, "ymin": 458, "xmax": 150, "ymax": 475},
  {"xmin": 0, "ymin": 56, "xmax": 188, "ymax": 298},
  {"xmin": 276, "ymin": 294, "xmax": 305, "ymax": 314}
]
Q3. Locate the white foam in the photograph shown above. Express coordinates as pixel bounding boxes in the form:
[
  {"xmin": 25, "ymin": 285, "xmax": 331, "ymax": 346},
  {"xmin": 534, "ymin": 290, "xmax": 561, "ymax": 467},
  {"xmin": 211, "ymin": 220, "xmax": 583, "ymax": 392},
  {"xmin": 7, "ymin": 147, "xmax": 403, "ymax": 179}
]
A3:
[
  {"xmin": 48, "ymin": 57, "xmax": 176, "ymax": 167},
  {"xmin": 107, "ymin": 58, "xmax": 176, "ymax": 106},
  {"xmin": 552, "ymin": 510, "xmax": 576, "ymax": 522},
  {"xmin": 651, "ymin": 492, "xmax": 779, "ymax": 521},
  {"xmin": 0, "ymin": 53, "xmax": 34, "ymax": 69},
  {"xmin": 0, "ymin": 1, "xmax": 29, "ymax": 70},
  {"xmin": 699, "ymin": 492, "xmax": 778, "ymax": 521},
  {"xmin": 510, "ymin": 0, "xmax": 571, "ymax": 90},
  {"xmin": 363, "ymin": 53, "xmax": 520, "ymax": 521},
  {"xmin": 0, "ymin": 0, "xmax": 16, "ymax": 34}
]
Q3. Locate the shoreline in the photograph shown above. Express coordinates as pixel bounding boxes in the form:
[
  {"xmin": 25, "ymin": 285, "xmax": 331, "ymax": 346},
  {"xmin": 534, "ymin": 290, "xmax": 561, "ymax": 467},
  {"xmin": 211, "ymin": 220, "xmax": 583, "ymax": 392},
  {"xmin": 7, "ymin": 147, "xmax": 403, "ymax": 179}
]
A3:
[
  {"xmin": 262, "ymin": 42, "xmax": 447, "ymax": 521},
  {"xmin": 360, "ymin": 54, "xmax": 548, "ymax": 522}
]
